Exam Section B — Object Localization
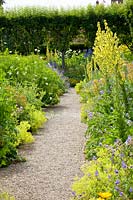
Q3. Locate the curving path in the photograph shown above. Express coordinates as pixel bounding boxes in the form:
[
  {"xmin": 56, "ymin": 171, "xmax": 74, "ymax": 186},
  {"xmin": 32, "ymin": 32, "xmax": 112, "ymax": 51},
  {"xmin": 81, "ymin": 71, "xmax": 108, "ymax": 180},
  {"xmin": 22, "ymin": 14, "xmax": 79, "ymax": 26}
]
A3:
[{"xmin": 0, "ymin": 88, "xmax": 86, "ymax": 200}]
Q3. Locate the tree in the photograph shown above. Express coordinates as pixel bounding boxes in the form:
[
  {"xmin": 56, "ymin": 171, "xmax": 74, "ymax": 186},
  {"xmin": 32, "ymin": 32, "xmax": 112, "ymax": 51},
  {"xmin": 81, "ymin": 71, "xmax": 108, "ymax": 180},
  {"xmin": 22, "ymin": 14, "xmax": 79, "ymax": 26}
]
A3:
[{"xmin": 45, "ymin": 15, "xmax": 79, "ymax": 70}]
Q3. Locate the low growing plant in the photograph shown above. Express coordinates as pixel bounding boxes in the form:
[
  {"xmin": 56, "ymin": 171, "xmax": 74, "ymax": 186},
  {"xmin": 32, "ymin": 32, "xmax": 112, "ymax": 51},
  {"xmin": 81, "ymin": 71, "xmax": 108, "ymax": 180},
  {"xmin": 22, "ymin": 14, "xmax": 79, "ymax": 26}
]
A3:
[
  {"xmin": 29, "ymin": 106, "xmax": 47, "ymax": 132},
  {"xmin": 0, "ymin": 192, "xmax": 15, "ymax": 200},
  {"xmin": 15, "ymin": 121, "xmax": 34, "ymax": 146},
  {"xmin": 71, "ymin": 138, "xmax": 133, "ymax": 200}
]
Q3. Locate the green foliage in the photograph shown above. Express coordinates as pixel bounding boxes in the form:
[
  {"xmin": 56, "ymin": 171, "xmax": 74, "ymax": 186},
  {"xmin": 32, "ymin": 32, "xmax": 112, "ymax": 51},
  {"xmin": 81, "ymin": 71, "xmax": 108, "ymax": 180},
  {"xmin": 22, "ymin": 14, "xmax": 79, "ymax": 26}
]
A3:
[
  {"xmin": 0, "ymin": 80, "xmax": 18, "ymax": 167},
  {"xmin": 0, "ymin": 3, "xmax": 132, "ymax": 55},
  {"xmin": 0, "ymin": 192, "xmax": 15, "ymax": 200},
  {"xmin": 72, "ymin": 141, "xmax": 133, "ymax": 200},
  {"xmin": 15, "ymin": 121, "xmax": 34, "ymax": 146},
  {"xmin": 14, "ymin": 84, "xmax": 43, "ymax": 110},
  {"xmin": 0, "ymin": 54, "xmax": 65, "ymax": 106},
  {"xmin": 64, "ymin": 50, "xmax": 86, "ymax": 86},
  {"xmin": 28, "ymin": 106, "xmax": 47, "ymax": 132},
  {"xmin": 123, "ymin": 0, "xmax": 133, "ymax": 52}
]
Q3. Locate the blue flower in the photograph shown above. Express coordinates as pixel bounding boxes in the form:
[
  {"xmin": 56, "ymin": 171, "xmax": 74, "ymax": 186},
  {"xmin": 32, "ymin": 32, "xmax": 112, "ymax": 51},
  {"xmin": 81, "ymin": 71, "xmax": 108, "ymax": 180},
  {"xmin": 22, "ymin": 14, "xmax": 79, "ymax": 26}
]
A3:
[
  {"xmin": 120, "ymin": 153, "xmax": 124, "ymax": 158},
  {"xmin": 72, "ymin": 191, "xmax": 76, "ymax": 196},
  {"xmin": 115, "ymin": 180, "xmax": 120, "ymax": 185},
  {"xmin": 129, "ymin": 187, "xmax": 133, "ymax": 192},
  {"xmin": 95, "ymin": 170, "xmax": 99, "ymax": 177},
  {"xmin": 125, "ymin": 135, "xmax": 132, "ymax": 145},
  {"xmin": 115, "ymin": 169, "xmax": 119, "ymax": 174},
  {"xmin": 99, "ymin": 90, "xmax": 104, "ymax": 95},
  {"xmin": 88, "ymin": 112, "xmax": 93, "ymax": 119},
  {"xmin": 84, "ymin": 48, "xmax": 93, "ymax": 58},
  {"xmin": 88, "ymin": 48, "xmax": 93, "ymax": 55},
  {"xmin": 115, "ymin": 186, "xmax": 119, "ymax": 191},
  {"xmin": 119, "ymin": 192, "xmax": 123, "ymax": 196},
  {"xmin": 53, "ymin": 61, "xmax": 57, "ymax": 67},
  {"xmin": 92, "ymin": 156, "xmax": 97, "ymax": 160},
  {"xmin": 122, "ymin": 161, "xmax": 127, "ymax": 169},
  {"xmin": 108, "ymin": 175, "xmax": 111, "ymax": 179}
]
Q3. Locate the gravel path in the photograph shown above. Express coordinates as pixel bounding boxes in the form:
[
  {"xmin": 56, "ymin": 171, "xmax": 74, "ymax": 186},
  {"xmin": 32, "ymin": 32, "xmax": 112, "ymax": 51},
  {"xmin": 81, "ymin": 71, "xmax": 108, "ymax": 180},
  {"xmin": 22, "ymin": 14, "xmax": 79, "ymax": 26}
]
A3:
[{"xmin": 0, "ymin": 88, "xmax": 86, "ymax": 200}]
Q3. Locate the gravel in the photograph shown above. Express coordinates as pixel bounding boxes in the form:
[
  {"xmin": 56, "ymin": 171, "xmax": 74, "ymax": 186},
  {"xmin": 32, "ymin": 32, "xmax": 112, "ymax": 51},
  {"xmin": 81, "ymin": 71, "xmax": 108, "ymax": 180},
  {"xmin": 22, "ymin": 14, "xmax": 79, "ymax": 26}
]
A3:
[{"xmin": 0, "ymin": 88, "xmax": 87, "ymax": 200}]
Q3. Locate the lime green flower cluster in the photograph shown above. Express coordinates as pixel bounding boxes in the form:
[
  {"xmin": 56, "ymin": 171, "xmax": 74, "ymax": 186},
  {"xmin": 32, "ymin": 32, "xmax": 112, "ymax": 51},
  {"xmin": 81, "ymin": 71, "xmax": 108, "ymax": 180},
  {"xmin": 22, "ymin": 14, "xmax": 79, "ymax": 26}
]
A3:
[
  {"xmin": 0, "ymin": 192, "xmax": 15, "ymax": 200},
  {"xmin": 71, "ymin": 141, "xmax": 133, "ymax": 199}
]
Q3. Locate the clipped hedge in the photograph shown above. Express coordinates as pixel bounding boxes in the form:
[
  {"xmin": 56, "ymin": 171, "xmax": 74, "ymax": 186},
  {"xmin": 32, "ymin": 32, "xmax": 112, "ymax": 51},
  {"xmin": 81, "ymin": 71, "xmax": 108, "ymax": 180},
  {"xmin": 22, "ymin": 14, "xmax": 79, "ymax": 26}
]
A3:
[{"xmin": 0, "ymin": 2, "xmax": 132, "ymax": 55}]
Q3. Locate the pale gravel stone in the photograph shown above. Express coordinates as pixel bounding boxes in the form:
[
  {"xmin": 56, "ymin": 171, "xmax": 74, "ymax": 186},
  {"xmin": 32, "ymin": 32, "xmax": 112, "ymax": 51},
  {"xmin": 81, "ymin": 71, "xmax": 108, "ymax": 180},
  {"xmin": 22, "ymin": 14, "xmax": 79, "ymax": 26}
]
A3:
[{"xmin": 0, "ymin": 88, "xmax": 87, "ymax": 200}]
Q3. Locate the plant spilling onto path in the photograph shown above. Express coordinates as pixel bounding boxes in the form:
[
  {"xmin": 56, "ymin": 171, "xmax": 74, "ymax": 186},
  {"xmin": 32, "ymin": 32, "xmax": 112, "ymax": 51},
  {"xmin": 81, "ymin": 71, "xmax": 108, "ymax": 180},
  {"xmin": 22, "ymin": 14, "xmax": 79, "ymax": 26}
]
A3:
[
  {"xmin": 72, "ymin": 21, "xmax": 133, "ymax": 200},
  {"xmin": 0, "ymin": 192, "xmax": 15, "ymax": 200},
  {"xmin": 0, "ymin": 53, "xmax": 65, "ymax": 167}
]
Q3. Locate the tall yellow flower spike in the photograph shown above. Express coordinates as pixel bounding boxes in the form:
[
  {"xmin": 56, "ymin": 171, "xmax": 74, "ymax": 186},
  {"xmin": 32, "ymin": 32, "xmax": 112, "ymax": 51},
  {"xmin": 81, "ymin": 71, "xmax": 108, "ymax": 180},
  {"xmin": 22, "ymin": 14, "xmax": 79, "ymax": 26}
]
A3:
[{"xmin": 92, "ymin": 20, "xmax": 122, "ymax": 76}]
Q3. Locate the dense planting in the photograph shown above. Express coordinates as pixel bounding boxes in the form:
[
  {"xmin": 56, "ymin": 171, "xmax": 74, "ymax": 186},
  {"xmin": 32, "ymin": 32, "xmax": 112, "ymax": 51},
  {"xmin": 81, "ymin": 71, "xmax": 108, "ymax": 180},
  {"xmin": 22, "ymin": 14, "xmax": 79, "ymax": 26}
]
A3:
[
  {"xmin": 0, "ymin": 1, "xmax": 132, "ymax": 199},
  {"xmin": 0, "ymin": 53, "xmax": 65, "ymax": 167},
  {"xmin": 72, "ymin": 21, "xmax": 133, "ymax": 200}
]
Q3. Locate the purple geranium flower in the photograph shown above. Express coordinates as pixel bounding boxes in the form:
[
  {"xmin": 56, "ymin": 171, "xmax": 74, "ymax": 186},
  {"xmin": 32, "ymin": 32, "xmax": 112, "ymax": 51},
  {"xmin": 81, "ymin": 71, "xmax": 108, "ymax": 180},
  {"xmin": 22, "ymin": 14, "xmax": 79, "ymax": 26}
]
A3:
[
  {"xmin": 129, "ymin": 187, "xmax": 133, "ymax": 192},
  {"xmin": 99, "ymin": 90, "xmax": 104, "ymax": 95},
  {"xmin": 125, "ymin": 135, "xmax": 132, "ymax": 145},
  {"xmin": 95, "ymin": 170, "xmax": 99, "ymax": 177},
  {"xmin": 115, "ymin": 186, "xmax": 119, "ymax": 191},
  {"xmin": 119, "ymin": 192, "xmax": 123, "ymax": 196},
  {"xmin": 115, "ymin": 180, "xmax": 120, "ymax": 185},
  {"xmin": 122, "ymin": 161, "xmax": 127, "ymax": 169},
  {"xmin": 88, "ymin": 112, "xmax": 93, "ymax": 119},
  {"xmin": 115, "ymin": 169, "xmax": 119, "ymax": 174}
]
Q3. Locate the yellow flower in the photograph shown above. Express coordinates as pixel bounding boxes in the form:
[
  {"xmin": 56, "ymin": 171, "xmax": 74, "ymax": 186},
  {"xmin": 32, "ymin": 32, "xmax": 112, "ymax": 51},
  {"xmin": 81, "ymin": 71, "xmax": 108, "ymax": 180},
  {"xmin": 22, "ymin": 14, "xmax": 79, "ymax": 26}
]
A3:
[
  {"xmin": 98, "ymin": 192, "xmax": 112, "ymax": 199},
  {"xmin": 97, "ymin": 197, "xmax": 104, "ymax": 200}
]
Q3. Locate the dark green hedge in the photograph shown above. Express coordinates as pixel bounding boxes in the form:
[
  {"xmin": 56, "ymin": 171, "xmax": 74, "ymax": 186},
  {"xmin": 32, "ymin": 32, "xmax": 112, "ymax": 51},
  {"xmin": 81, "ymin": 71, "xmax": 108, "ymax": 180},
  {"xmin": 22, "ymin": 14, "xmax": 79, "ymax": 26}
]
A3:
[{"xmin": 0, "ymin": 2, "xmax": 132, "ymax": 54}]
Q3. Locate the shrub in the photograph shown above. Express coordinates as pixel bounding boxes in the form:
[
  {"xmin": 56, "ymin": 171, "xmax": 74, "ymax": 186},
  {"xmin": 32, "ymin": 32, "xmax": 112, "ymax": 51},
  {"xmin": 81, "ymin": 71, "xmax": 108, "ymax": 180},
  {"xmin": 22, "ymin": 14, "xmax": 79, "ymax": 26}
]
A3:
[
  {"xmin": 0, "ymin": 80, "xmax": 18, "ymax": 167},
  {"xmin": 0, "ymin": 54, "xmax": 66, "ymax": 106}
]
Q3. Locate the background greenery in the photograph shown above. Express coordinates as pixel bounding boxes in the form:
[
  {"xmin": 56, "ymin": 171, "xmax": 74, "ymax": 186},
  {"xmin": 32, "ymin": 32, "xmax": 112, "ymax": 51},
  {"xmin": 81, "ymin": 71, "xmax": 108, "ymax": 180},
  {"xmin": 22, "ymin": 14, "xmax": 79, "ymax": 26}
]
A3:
[{"xmin": 0, "ymin": 1, "xmax": 132, "ymax": 61}]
